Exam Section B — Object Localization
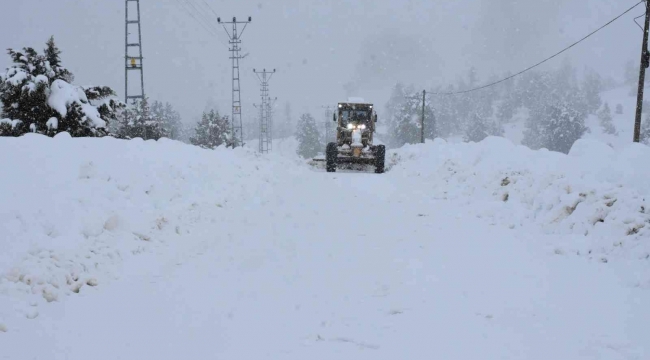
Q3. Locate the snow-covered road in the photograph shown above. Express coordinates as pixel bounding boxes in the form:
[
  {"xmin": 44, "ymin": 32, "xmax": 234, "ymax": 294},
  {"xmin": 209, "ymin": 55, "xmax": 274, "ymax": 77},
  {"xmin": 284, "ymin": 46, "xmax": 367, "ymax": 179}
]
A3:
[{"xmin": 1, "ymin": 136, "xmax": 648, "ymax": 359}]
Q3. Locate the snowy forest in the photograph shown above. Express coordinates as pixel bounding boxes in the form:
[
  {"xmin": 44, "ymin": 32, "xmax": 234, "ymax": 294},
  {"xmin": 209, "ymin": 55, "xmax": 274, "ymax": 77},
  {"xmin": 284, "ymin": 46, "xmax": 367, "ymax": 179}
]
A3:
[{"xmin": 2, "ymin": 37, "xmax": 650, "ymax": 157}]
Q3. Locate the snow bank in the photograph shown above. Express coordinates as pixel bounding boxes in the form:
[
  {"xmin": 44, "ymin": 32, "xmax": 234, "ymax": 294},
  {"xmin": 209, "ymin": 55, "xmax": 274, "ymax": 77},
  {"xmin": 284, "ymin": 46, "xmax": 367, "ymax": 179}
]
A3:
[
  {"xmin": 387, "ymin": 137, "xmax": 650, "ymax": 260},
  {"xmin": 0, "ymin": 133, "xmax": 306, "ymax": 328},
  {"xmin": 245, "ymin": 136, "xmax": 302, "ymax": 159}
]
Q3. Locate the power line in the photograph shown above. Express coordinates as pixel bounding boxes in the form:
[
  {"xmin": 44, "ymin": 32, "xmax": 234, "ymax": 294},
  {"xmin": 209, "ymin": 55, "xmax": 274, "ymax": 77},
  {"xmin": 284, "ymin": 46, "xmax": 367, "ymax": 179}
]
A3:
[
  {"xmin": 431, "ymin": 1, "xmax": 645, "ymax": 96},
  {"xmin": 183, "ymin": 0, "xmax": 219, "ymax": 32},
  {"xmin": 173, "ymin": 0, "xmax": 217, "ymax": 36},
  {"xmin": 172, "ymin": 0, "xmax": 226, "ymax": 46},
  {"xmin": 202, "ymin": 0, "xmax": 220, "ymax": 19}
]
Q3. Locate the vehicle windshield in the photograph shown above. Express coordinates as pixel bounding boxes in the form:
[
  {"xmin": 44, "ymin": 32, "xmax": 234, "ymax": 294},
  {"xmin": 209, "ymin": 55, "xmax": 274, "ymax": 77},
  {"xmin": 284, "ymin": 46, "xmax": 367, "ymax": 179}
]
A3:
[{"xmin": 340, "ymin": 110, "xmax": 371, "ymax": 127}]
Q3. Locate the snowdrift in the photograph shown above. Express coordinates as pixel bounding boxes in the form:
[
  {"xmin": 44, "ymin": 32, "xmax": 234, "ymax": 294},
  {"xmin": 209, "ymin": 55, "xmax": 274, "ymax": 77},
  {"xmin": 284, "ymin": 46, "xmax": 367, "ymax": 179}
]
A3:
[
  {"xmin": 387, "ymin": 137, "xmax": 650, "ymax": 260},
  {"xmin": 0, "ymin": 133, "xmax": 307, "ymax": 329}
]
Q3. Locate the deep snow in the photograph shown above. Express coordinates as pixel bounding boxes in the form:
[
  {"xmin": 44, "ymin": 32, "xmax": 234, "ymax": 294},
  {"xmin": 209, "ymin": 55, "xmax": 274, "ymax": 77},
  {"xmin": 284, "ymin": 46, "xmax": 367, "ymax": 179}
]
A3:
[{"xmin": 0, "ymin": 132, "xmax": 648, "ymax": 359}]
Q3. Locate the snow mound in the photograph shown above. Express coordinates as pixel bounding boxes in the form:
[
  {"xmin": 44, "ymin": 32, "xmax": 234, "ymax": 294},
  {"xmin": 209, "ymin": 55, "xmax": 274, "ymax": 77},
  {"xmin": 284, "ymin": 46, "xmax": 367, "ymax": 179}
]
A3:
[
  {"xmin": 387, "ymin": 137, "xmax": 650, "ymax": 260},
  {"xmin": 0, "ymin": 134, "xmax": 307, "ymax": 327},
  {"xmin": 245, "ymin": 136, "xmax": 302, "ymax": 159}
]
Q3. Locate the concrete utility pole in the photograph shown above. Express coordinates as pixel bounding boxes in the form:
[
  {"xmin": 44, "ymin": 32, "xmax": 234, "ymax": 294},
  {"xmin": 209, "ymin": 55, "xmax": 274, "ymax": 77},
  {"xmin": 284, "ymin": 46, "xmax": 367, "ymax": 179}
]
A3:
[
  {"xmin": 218, "ymin": 16, "xmax": 252, "ymax": 148},
  {"xmin": 125, "ymin": 0, "xmax": 146, "ymax": 124},
  {"xmin": 421, "ymin": 90, "xmax": 426, "ymax": 144},
  {"xmin": 634, "ymin": 0, "xmax": 650, "ymax": 143}
]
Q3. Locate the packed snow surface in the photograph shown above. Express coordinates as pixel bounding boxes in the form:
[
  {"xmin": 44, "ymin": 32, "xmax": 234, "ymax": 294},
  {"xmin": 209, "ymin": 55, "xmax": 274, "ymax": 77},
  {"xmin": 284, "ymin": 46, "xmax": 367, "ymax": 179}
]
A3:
[{"xmin": 0, "ymin": 134, "xmax": 648, "ymax": 359}]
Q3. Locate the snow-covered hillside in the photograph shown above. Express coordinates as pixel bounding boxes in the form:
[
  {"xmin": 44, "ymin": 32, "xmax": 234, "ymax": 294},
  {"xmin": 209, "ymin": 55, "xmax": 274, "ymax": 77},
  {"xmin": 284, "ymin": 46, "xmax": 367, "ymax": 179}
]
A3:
[{"xmin": 1, "ymin": 133, "xmax": 648, "ymax": 359}]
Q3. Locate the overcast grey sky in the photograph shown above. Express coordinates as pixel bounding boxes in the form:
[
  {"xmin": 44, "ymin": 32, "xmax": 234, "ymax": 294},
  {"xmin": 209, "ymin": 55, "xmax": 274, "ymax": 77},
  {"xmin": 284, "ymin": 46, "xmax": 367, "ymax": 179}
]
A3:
[{"xmin": 0, "ymin": 0, "xmax": 644, "ymax": 126}]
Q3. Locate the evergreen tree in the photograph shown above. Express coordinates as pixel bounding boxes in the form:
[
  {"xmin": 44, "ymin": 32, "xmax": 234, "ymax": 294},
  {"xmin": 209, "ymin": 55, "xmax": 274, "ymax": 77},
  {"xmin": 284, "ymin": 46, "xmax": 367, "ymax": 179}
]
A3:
[
  {"xmin": 464, "ymin": 111, "xmax": 503, "ymax": 143},
  {"xmin": 523, "ymin": 97, "xmax": 587, "ymax": 154},
  {"xmin": 0, "ymin": 47, "xmax": 54, "ymax": 133},
  {"xmin": 430, "ymin": 84, "xmax": 460, "ymax": 138},
  {"xmin": 464, "ymin": 112, "xmax": 489, "ymax": 143},
  {"xmin": 546, "ymin": 100, "xmax": 588, "ymax": 154},
  {"xmin": 385, "ymin": 83, "xmax": 420, "ymax": 147},
  {"xmin": 295, "ymin": 113, "xmax": 321, "ymax": 158},
  {"xmin": 0, "ymin": 119, "xmax": 23, "ymax": 137},
  {"xmin": 163, "ymin": 102, "xmax": 183, "ymax": 140},
  {"xmin": 495, "ymin": 72, "xmax": 519, "ymax": 123},
  {"xmin": 580, "ymin": 68, "xmax": 602, "ymax": 115},
  {"xmin": 117, "ymin": 98, "xmax": 153, "ymax": 139},
  {"xmin": 0, "ymin": 38, "xmax": 118, "ymax": 137},
  {"xmin": 147, "ymin": 100, "xmax": 183, "ymax": 140},
  {"xmin": 84, "ymin": 85, "xmax": 125, "ymax": 135},
  {"xmin": 190, "ymin": 109, "xmax": 231, "ymax": 149},
  {"xmin": 44, "ymin": 36, "xmax": 73, "ymax": 83},
  {"xmin": 597, "ymin": 102, "xmax": 617, "ymax": 135},
  {"xmin": 615, "ymin": 104, "xmax": 623, "ymax": 115}
]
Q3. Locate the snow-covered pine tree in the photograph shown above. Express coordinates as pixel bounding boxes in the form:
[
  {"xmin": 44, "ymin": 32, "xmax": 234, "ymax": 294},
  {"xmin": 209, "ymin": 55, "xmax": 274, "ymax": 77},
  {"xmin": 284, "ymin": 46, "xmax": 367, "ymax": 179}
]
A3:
[
  {"xmin": 580, "ymin": 68, "xmax": 603, "ymax": 115},
  {"xmin": 464, "ymin": 112, "xmax": 489, "ymax": 143},
  {"xmin": 148, "ymin": 101, "xmax": 182, "ymax": 140},
  {"xmin": 463, "ymin": 84, "xmax": 502, "ymax": 143},
  {"xmin": 528, "ymin": 97, "xmax": 587, "ymax": 154},
  {"xmin": 151, "ymin": 100, "xmax": 164, "ymax": 137},
  {"xmin": 429, "ymin": 84, "xmax": 465, "ymax": 138},
  {"xmin": 149, "ymin": 100, "xmax": 169, "ymax": 140},
  {"xmin": 0, "ymin": 38, "xmax": 119, "ymax": 137},
  {"xmin": 521, "ymin": 107, "xmax": 546, "ymax": 151},
  {"xmin": 84, "ymin": 85, "xmax": 124, "ymax": 136},
  {"xmin": 597, "ymin": 102, "xmax": 617, "ymax": 135},
  {"xmin": 522, "ymin": 64, "xmax": 587, "ymax": 154},
  {"xmin": 190, "ymin": 109, "xmax": 231, "ymax": 149},
  {"xmin": 44, "ymin": 36, "xmax": 73, "ymax": 83},
  {"xmin": 126, "ymin": 97, "xmax": 161, "ymax": 140},
  {"xmin": 0, "ymin": 47, "xmax": 54, "ymax": 134},
  {"xmin": 163, "ymin": 102, "xmax": 183, "ymax": 140},
  {"xmin": 496, "ymin": 92, "xmax": 517, "ymax": 124},
  {"xmin": 385, "ymin": 84, "xmax": 420, "ymax": 147},
  {"xmin": 295, "ymin": 113, "xmax": 321, "ymax": 158},
  {"xmin": 0, "ymin": 119, "xmax": 23, "ymax": 137}
]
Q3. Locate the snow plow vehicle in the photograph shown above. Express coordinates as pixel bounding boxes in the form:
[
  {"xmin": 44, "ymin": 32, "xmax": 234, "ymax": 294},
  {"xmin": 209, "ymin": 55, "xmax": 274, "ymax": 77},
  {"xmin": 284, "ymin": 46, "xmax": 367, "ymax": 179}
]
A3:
[{"xmin": 316, "ymin": 101, "xmax": 385, "ymax": 173}]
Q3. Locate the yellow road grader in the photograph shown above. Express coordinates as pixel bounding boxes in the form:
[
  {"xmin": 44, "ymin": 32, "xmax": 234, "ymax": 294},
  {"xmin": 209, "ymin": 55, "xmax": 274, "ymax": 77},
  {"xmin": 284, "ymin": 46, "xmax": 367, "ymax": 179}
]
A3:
[{"xmin": 313, "ymin": 101, "xmax": 385, "ymax": 173}]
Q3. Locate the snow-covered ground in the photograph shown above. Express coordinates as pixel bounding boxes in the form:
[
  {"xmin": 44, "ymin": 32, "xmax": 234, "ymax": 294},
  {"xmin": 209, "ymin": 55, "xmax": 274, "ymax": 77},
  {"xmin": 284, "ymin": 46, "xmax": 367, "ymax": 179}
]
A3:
[{"xmin": 1, "ymin": 132, "xmax": 648, "ymax": 359}]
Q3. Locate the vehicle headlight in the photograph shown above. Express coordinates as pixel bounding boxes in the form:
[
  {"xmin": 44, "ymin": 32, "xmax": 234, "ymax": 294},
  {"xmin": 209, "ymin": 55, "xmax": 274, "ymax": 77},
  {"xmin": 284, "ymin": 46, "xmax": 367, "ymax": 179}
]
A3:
[
  {"xmin": 360, "ymin": 124, "xmax": 366, "ymax": 130},
  {"xmin": 347, "ymin": 124, "xmax": 354, "ymax": 130}
]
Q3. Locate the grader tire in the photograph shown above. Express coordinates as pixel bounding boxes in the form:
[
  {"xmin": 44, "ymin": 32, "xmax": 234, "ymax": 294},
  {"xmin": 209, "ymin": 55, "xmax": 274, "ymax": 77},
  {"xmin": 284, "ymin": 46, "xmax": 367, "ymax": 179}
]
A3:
[
  {"xmin": 326, "ymin": 142, "xmax": 338, "ymax": 172},
  {"xmin": 375, "ymin": 145, "xmax": 385, "ymax": 174}
]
